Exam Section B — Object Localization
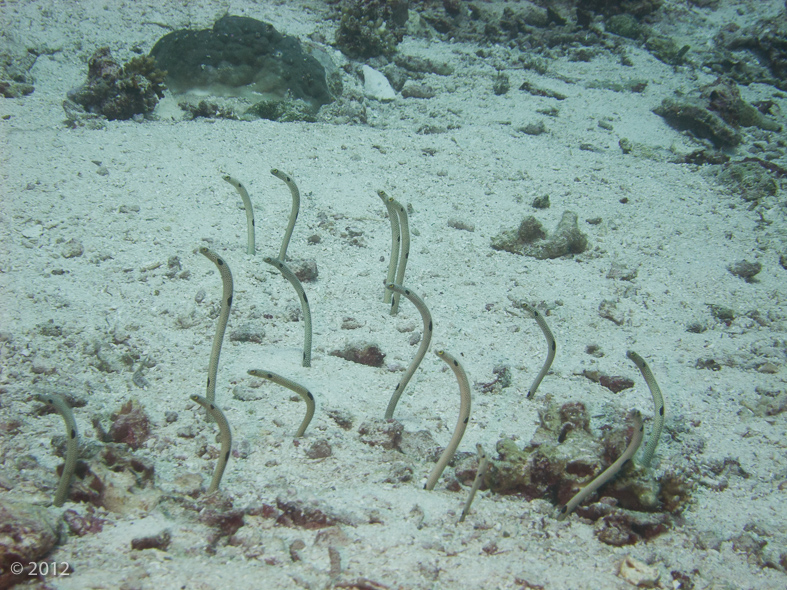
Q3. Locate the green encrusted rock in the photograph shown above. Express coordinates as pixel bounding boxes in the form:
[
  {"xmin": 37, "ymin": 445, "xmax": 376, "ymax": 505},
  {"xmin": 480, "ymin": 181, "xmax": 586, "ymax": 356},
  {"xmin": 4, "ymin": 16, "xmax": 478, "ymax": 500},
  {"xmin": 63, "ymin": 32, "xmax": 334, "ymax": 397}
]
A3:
[
  {"xmin": 718, "ymin": 161, "xmax": 779, "ymax": 203},
  {"xmin": 335, "ymin": 0, "xmax": 407, "ymax": 58},
  {"xmin": 606, "ymin": 14, "xmax": 646, "ymax": 40},
  {"xmin": 244, "ymin": 99, "xmax": 317, "ymax": 122},
  {"xmin": 149, "ymin": 16, "xmax": 333, "ymax": 110},
  {"xmin": 653, "ymin": 97, "xmax": 742, "ymax": 147}
]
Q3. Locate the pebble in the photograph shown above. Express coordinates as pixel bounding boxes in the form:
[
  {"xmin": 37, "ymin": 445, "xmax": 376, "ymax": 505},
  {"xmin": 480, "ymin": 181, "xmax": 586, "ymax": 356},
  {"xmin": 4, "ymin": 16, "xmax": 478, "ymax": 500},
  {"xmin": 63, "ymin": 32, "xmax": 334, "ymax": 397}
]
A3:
[
  {"xmin": 61, "ymin": 238, "xmax": 84, "ymax": 258},
  {"xmin": 618, "ymin": 555, "xmax": 660, "ymax": 587},
  {"xmin": 362, "ymin": 65, "xmax": 396, "ymax": 101}
]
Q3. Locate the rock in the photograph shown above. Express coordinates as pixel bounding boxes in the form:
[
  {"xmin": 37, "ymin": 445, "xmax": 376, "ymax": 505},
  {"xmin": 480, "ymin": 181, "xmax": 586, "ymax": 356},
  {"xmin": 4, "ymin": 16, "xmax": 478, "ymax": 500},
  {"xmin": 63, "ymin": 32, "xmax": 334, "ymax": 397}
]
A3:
[
  {"xmin": 335, "ymin": 1, "xmax": 406, "ymax": 58},
  {"xmin": 0, "ymin": 500, "xmax": 60, "ymax": 588},
  {"xmin": 727, "ymin": 260, "xmax": 762, "ymax": 282},
  {"xmin": 653, "ymin": 96, "xmax": 741, "ymax": 147},
  {"xmin": 291, "ymin": 258, "xmax": 319, "ymax": 283},
  {"xmin": 229, "ymin": 325, "xmax": 266, "ymax": 343},
  {"xmin": 358, "ymin": 419, "xmax": 402, "ymax": 450},
  {"xmin": 618, "ymin": 555, "xmax": 660, "ymax": 587},
  {"xmin": 362, "ymin": 65, "xmax": 396, "ymax": 101},
  {"xmin": 61, "ymin": 238, "xmax": 84, "ymax": 258},
  {"xmin": 718, "ymin": 161, "xmax": 778, "ymax": 203},
  {"xmin": 150, "ymin": 16, "xmax": 332, "ymax": 110},
  {"xmin": 305, "ymin": 439, "xmax": 332, "ymax": 459},
  {"xmin": 330, "ymin": 342, "xmax": 385, "ymax": 367},
  {"xmin": 491, "ymin": 211, "xmax": 588, "ymax": 259},
  {"xmin": 0, "ymin": 46, "xmax": 37, "ymax": 97},
  {"xmin": 327, "ymin": 409, "xmax": 354, "ymax": 430},
  {"xmin": 400, "ymin": 81, "xmax": 435, "ymax": 99},
  {"xmin": 109, "ymin": 400, "xmax": 151, "ymax": 450},
  {"xmin": 701, "ymin": 77, "xmax": 781, "ymax": 132},
  {"xmin": 65, "ymin": 48, "xmax": 166, "ymax": 121},
  {"xmin": 131, "ymin": 530, "xmax": 171, "ymax": 551}
]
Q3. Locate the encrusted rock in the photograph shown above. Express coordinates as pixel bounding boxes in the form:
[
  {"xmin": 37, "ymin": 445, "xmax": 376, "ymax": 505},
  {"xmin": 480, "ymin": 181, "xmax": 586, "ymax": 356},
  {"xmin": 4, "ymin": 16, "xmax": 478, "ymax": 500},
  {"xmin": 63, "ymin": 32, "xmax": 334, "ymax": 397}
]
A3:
[
  {"xmin": 358, "ymin": 419, "xmax": 402, "ymax": 450},
  {"xmin": 653, "ymin": 96, "xmax": 741, "ymax": 147},
  {"xmin": 65, "ymin": 48, "xmax": 166, "ymax": 121},
  {"xmin": 305, "ymin": 439, "xmax": 333, "ymax": 459},
  {"xmin": 618, "ymin": 555, "xmax": 660, "ymax": 587},
  {"xmin": 491, "ymin": 211, "xmax": 588, "ymax": 259},
  {"xmin": 330, "ymin": 342, "xmax": 385, "ymax": 367},
  {"xmin": 150, "ymin": 16, "xmax": 332, "ymax": 110},
  {"xmin": 727, "ymin": 259, "xmax": 762, "ymax": 283},
  {"xmin": 0, "ymin": 500, "xmax": 60, "ymax": 588},
  {"xmin": 109, "ymin": 400, "xmax": 151, "ymax": 450}
]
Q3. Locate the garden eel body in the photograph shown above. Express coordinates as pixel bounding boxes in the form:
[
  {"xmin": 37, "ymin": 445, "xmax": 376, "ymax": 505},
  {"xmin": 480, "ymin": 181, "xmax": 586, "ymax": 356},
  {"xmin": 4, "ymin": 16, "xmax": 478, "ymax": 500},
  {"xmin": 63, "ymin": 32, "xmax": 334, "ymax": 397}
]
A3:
[
  {"xmin": 264, "ymin": 256, "xmax": 312, "ymax": 367},
  {"xmin": 389, "ymin": 197, "xmax": 410, "ymax": 316},
  {"xmin": 190, "ymin": 394, "xmax": 232, "ymax": 493},
  {"xmin": 199, "ymin": 247, "xmax": 234, "ymax": 421},
  {"xmin": 270, "ymin": 168, "xmax": 300, "ymax": 261},
  {"xmin": 248, "ymin": 369, "xmax": 315, "ymax": 437},
  {"xmin": 459, "ymin": 443, "xmax": 489, "ymax": 523},
  {"xmin": 626, "ymin": 350, "xmax": 665, "ymax": 467},
  {"xmin": 520, "ymin": 303, "xmax": 556, "ymax": 399},
  {"xmin": 34, "ymin": 393, "xmax": 78, "ymax": 507},
  {"xmin": 384, "ymin": 283, "xmax": 433, "ymax": 420},
  {"xmin": 378, "ymin": 190, "xmax": 400, "ymax": 304},
  {"xmin": 556, "ymin": 410, "xmax": 644, "ymax": 521},
  {"xmin": 426, "ymin": 350, "xmax": 472, "ymax": 491},
  {"xmin": 222, "ymin": 175, "xmax": 255, "ymax": 255}
]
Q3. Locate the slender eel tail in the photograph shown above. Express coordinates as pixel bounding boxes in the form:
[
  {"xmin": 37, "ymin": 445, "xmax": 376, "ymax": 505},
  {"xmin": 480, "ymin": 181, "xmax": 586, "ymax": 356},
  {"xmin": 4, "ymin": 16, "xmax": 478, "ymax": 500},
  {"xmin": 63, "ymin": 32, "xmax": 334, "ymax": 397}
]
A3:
[
  {"xmin": 556, "ymin": 410, "xmax": 643, "ymax": 521},
  {"xmin": 222, "ymin": 175, "xmax": 255, "ymax": 255},
  {"xmin": 199, "ymin": 247, "xmax": 234, "ymax": 420},
  {"xmin": 264, "ymin": 257, "xmax": 312, "ymax": 367},
  {"xmin": 34, "ymin": 393, "xmax": 78, "ymax": 507},
  {"xmin": 425, "ymin": 350, "xmax": 471, "ymax": 491},
  {"xmin": 378, "ymin": 190, "xmax": 400, "ymax": 304},
  {"xmin": 270, "ymin": 168, "xmax": 300, "ymax": 262},
  {"xmin": 519, "ymin": 302, "xmax": 556, "ymax": 399},
  {"xmin": 626, "ymin": 350, "xmax": 665, "ymax": 467},
  {"xmin": 384, "ymin": 283, "xmax": 433, "ymax": 420},
  {"xmin": 459, "ymin": 443, "xmax": 489, "ymax": 523},
  {"xmin": 388, "ymin": 196, "xmax": 410, "ymax": 316},
  {"xmin": 190, "ymin": 395, "xmax": 232, "ymax": 493},
  {"xmin": 248, "ymin": 369, "xmax": 316, "ymax": 437}
]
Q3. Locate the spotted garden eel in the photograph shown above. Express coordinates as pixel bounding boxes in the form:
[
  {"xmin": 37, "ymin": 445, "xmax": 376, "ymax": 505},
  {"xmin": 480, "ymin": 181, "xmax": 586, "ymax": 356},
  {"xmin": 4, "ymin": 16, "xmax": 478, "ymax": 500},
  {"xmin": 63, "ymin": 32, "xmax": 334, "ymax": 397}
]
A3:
[
  {"xmin": 248, "ymin": 369, "xmax": 315, "ymax": 437},
  {"xmin": 190, "ymin": 394, "xmax": 232, "ymax": 493},
  {"xmin": 384, "ymin": 283, "xmax": 433, "ymax": 420},
  {"xmin": 425, "ymin": 350, "xmax": 472, "ymax": 491},
  {"xmin": 270, "ymin": 168, "xmax": 300, "ymax": 261},
  {"xmin": 626, "ymin": 350, "xmax": 665, "ymax": 467},
  {"xmin": 556, "ymin": 410, "xmax": 643, "ymax": 521},
  {"xmin": 517, "ymin": 303, "xmax": 556, "ymax": 398},
  {"xmin": 264, "ymin": 256, "xmax": 312, "ymax": 367},
  {"xmin": 378, "ymin": 190, "xmax": 400, "ymax": 304},
  {"xmin": 199, "ymin": 247, "xmax": 234, "ymax": 420},
  {"xmin": 388, "ymin": 196, "xmax": 410, "ymax": 316},
  {"xmin": 222, "ymin": 175, "xmax": 255, "ymax": 255},
  {"xmin": 34, "ymin": 393, "xmax": 78, "ymax": 507},
  {"xmin": 459, "ymin": 443, "xmax": 489, "ymax": 523}
]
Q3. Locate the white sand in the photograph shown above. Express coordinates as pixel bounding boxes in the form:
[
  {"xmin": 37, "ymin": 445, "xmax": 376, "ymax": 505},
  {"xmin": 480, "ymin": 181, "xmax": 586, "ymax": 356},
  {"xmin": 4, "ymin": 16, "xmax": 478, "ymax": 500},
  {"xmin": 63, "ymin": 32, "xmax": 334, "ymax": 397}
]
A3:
[{"xmin": 1, "ymin": 1, "xmax": 786, "ymax": 588}]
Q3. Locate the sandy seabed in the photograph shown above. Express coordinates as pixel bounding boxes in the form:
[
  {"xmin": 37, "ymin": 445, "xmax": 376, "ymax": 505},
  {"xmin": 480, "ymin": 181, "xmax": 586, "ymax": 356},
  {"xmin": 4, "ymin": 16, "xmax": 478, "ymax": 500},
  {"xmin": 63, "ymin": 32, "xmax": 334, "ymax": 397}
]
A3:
[{"xmin": 1, "ymin": 1, "xmax": 786, "ymax": 589}]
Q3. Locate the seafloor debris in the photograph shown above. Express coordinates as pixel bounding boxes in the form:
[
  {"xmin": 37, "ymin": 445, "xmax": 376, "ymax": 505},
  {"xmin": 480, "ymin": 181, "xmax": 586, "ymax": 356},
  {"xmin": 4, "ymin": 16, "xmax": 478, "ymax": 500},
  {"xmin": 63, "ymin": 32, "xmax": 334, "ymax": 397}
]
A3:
[
  {"xmin": 330, "ymin": 342, "xmax": 386, "ymax": 367},
  {"xmin": 0, "ymin": 500, "xmax": 60, "ymax": 588},
  {"xmin": 65, "ymin": 47, "xmax": 166, "ymax": 122},
  {"xmin": 482, "ymin": 398, "xmax": 692, "ymax": 545},
  {"xmin": 491, "ymin": 211, "xmax": 588, "ymax": 259},
  {"xmin": 334, "ymin": 0, "xmax": 408, "ymax": 58}
]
